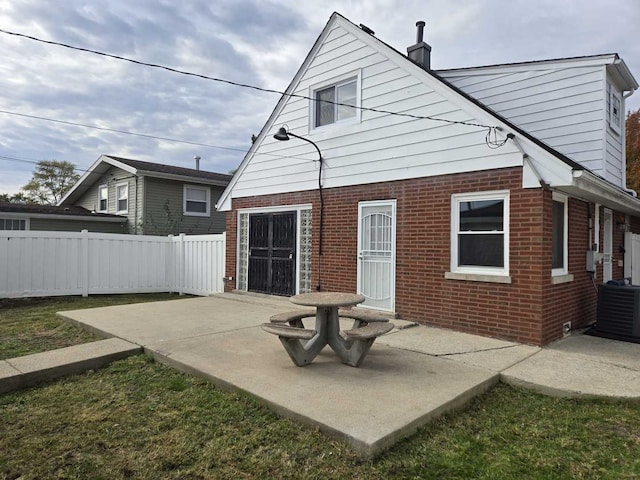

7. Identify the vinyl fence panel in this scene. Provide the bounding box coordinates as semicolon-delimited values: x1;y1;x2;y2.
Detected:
0;230;225;298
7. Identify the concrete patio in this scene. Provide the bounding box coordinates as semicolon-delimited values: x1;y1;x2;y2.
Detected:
54;292;640;456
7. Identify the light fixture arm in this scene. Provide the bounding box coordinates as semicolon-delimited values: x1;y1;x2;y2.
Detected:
273;126;325;290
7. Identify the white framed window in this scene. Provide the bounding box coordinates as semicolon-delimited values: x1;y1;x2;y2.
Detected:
116;182;128;214
0;218;27;230
310;72;361;130
451;190;510;276
98;185;108;212
607;81;621;135
552;192;568;276
183;185;210;216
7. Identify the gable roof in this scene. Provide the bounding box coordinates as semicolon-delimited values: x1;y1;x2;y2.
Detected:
0;202;126;222
60;155;232;206
217;12;640;214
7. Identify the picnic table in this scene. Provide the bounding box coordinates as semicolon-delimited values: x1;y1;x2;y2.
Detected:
261;292;394;367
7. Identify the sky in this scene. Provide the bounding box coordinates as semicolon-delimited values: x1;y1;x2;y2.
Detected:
1;0;639;196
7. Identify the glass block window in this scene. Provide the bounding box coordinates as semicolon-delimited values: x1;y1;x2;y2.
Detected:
299;209;312;293
552;193;568;276
237;212;249;291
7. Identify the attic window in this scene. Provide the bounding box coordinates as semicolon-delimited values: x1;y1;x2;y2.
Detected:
313;77;358;128
607;82;621;135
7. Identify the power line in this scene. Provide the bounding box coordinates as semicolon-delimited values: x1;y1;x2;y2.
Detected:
0;27;500;131
0;109;325;164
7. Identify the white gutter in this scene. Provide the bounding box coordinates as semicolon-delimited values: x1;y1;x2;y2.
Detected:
571;169;640;214
0;212;126;222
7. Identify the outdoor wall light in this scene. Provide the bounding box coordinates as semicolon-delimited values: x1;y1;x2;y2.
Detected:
273;126;325;290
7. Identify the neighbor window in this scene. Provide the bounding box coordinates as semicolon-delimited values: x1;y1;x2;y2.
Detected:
0;218;27;230
451;191;509;275
607;81;621;134
552;193;568;276
98;185;108;212
116;183;128;214
183;185;210;216
314;77;358;128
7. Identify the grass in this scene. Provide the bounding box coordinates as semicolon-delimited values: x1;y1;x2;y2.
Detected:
1;356;640;479
0;293;184;360
1;295;640;478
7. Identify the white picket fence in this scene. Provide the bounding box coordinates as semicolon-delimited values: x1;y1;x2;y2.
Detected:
0;230;225;298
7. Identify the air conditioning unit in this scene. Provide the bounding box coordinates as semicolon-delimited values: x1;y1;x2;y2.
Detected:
591;284;640;343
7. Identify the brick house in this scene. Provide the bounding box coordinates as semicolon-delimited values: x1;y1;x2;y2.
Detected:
217;12;640;345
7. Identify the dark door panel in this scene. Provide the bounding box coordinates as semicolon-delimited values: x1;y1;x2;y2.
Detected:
248;212;296;296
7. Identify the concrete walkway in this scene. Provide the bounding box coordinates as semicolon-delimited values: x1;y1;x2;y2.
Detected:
4;292;640;456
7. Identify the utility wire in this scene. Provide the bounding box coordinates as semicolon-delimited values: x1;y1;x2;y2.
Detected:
0;27;501;132
0;109;326;164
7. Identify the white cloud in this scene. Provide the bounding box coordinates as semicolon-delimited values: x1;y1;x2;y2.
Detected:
0;0;639;194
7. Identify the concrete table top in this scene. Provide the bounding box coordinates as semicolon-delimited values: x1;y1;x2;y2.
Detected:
290;292;365;308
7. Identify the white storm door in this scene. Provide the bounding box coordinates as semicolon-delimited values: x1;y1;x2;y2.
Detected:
603;208;613;282
357;200;396;311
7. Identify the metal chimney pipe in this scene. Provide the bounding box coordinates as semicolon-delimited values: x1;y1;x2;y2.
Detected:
194;155;201;171
416;21;425;43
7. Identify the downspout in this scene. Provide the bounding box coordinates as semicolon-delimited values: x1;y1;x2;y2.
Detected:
134;174;139;234
622;89;637;197
507;133;549;188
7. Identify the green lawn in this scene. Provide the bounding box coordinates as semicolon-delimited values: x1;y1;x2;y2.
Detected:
1;294;640;479
1;356;639;479
0;293;183;360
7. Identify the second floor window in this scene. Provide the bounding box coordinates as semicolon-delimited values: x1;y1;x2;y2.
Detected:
314;78;357;128
116;183;128;213
98;185;108;212
184;185;210;216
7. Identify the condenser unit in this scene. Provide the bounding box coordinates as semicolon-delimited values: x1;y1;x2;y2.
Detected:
591;284;640;343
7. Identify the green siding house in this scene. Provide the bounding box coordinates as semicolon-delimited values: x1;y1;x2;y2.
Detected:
57;155;232;235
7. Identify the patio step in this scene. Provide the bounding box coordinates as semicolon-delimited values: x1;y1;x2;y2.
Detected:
0;338;141;394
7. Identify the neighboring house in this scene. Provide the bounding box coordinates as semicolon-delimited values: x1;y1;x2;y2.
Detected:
0;203;126;232
59;155;232;235
217;12;640;346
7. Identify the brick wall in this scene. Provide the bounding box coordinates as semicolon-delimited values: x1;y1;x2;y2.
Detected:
225;167;619;345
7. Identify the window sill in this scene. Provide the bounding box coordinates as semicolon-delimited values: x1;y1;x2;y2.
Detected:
551;273;574;285
444;272;512;284
184;212;210;217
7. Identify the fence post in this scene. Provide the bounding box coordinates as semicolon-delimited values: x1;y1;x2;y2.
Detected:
81;229;89;297
179;233;185;296
167;234;174;293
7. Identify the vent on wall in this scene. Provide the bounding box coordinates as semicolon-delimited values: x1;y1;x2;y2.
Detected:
590;284;640;343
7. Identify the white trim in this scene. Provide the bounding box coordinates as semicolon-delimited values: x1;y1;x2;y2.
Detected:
115;182;129;215
356;199;397;312
237;204;313;215
603;208;613;283
308;70;362;134
183;184;211;217
450;190;510;277
551;192;569;277
98;184;108;213
0;211;124;222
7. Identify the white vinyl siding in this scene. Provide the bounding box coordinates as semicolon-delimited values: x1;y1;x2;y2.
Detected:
230;21;522;202
183;185;210;217
440;64;626;188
